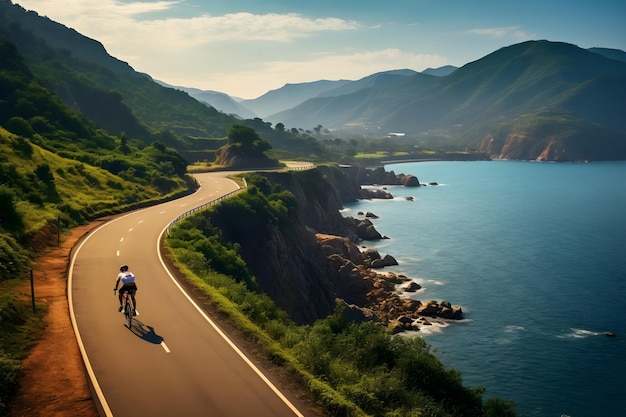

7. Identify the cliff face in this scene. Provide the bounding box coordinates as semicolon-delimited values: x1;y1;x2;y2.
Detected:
240;167;367;324
210;165;462;327
214;144;281;169
479;127;626;161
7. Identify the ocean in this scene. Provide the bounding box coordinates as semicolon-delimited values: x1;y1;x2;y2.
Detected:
342;160;626;417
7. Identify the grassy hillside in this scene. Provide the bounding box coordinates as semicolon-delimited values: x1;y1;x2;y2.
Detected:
0;34;195;412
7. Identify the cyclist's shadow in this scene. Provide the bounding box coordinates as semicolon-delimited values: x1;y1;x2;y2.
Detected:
127;317;164;345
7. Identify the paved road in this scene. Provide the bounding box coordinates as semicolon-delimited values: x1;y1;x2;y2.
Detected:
69;172;305;417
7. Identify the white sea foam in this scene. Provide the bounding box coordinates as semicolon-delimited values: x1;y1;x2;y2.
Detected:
497;325;527;344
557;328;603;339
398;320;450;337
418;321;449;335
425;279;446;286
399;256;423;263
505;325;527;333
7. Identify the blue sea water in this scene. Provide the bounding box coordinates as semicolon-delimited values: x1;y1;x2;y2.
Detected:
342;161;626;417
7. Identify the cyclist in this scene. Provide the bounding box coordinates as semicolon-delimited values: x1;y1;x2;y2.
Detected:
114;264;137;315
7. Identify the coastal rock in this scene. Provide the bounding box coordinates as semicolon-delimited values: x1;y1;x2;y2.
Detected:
381;254;398;267
360;188;393;199
399;174;420;187
404;282;422;292
355;219;383;240
416;300;463;320
417;300;440;316
340;300;380;323
382;272;410;285
317;234;365;263
362;248;384;266
344;166;422;188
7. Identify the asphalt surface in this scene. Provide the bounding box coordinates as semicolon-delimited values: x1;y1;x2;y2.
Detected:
69;172;306;417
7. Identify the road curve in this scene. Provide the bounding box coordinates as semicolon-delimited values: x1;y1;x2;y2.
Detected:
69;172;306;417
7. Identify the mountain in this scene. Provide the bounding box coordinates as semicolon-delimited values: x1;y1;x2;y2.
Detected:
588;47;626;63
0;1;240;149
154;80;258;119
239;69;420;119
422;65;458;77
268;40;626;161
240;79;352;119
0;34;192;254
2;1;624;162
0;1;325;161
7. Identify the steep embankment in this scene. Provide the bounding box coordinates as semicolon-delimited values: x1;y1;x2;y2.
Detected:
212;166;462;328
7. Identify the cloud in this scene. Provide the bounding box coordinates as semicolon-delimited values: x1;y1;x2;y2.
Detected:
18;1;358;46
19;0;179;19
16;0;447;98
467;26;531;40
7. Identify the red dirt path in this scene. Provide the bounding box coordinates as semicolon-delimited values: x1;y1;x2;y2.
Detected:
8;222;102;417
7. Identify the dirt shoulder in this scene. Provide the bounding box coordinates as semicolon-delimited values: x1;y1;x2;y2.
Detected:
8;221;102;417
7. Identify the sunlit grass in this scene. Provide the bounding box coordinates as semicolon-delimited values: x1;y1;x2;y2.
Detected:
354;151;389;158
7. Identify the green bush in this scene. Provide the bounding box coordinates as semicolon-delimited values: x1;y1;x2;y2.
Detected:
0;234;30;279
0;352;21;414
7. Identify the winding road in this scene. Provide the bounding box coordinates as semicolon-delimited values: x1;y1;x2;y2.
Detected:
69;171;308;417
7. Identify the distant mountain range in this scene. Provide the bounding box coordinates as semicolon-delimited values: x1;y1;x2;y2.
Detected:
154;80;257;119
2;0;625;161
180;68;458;120
219;41;625;161
180;44;626;160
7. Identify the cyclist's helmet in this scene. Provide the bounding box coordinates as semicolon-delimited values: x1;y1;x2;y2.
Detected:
120;265;129;272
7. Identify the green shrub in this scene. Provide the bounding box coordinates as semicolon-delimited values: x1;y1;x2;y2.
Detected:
0;234;30;279
0;186;23;234
0;352;21;414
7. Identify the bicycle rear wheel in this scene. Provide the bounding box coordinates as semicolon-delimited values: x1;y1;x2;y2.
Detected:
124;296;133;328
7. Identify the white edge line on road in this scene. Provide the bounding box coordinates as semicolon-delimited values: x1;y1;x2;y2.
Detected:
69;215;136;417
157;225;305;417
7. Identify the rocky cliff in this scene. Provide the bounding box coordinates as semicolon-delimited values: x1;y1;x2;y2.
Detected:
215;165;462;328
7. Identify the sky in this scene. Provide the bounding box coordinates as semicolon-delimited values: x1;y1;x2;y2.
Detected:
15;0;626;99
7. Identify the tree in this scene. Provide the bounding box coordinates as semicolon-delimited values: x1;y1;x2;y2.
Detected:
6;117;33;137
227;125;272;154
35;163;54;185
227;125;259;148
274;122;285;132
0;185;22;232
119;132;130;154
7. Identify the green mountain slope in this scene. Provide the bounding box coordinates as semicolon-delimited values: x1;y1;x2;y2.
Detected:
271;41;626;161
0;35;193;275
0;1;238;147
1;1;325;161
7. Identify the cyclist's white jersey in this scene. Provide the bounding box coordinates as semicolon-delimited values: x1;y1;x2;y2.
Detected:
118;271;136;285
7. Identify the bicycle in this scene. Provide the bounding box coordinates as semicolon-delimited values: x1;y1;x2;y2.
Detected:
116;289;136;328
